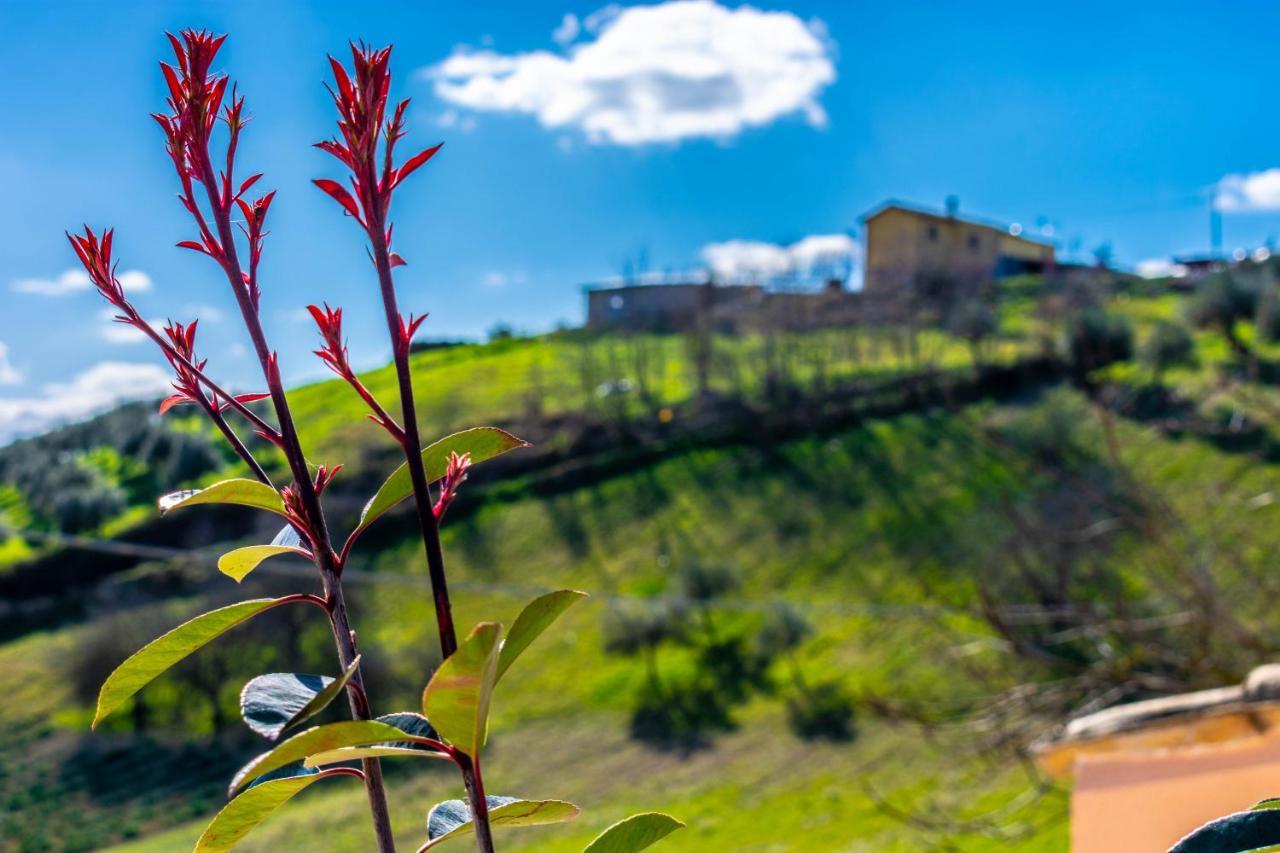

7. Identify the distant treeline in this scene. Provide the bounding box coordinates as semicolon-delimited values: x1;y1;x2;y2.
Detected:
0;402;227;533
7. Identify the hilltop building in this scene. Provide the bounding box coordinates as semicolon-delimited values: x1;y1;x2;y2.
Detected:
585;279;763;333
861;199;1055;297
584;276;859;334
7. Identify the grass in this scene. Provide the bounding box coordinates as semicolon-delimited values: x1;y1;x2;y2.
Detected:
3;397;1079;852
18;374;1273;850
285;327;1038;462
11;277;1280;850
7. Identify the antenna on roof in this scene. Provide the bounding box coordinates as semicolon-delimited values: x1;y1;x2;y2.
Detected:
945;195;959;218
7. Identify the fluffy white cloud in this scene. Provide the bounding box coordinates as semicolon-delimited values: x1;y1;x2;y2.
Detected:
427;0;836;145
700;233;858;282
0;361;171;444
11;267;152;296
0;342;22;386
552;13;581;46
1135;258;1189;279
1218;169;1280;212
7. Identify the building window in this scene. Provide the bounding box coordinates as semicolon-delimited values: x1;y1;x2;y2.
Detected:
968;234;980;252
927;225;939;242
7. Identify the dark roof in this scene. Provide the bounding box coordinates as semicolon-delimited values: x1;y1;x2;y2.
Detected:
860;200;1054;248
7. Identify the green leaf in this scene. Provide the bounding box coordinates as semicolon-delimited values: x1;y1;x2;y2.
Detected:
419;796;579;851
375;711;439;748
229;720;412;794
195;769;345;852
304;745;452;768
239;655;361;740
1170;806;1280;852
356;428;528;534
304;711;448;767
159;478;286;516
497;590;587;683
93;598;285;729
422;622;502;759
218;544;307;582
582;813;686;853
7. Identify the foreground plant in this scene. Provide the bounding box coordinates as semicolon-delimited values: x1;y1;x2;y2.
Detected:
1169;799;1280;852
75;30;682;853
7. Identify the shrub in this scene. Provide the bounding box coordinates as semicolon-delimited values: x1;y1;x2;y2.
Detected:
1066;309;1133;378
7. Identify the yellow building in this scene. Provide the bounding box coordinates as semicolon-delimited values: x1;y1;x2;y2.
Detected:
861;200;1054;297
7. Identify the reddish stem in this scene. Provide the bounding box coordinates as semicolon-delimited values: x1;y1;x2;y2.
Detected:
186;144;398;853
365;202;458;659
318;766;367;783
123;306;280;442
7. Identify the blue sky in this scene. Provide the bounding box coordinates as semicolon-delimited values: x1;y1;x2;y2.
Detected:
4;0;1280;439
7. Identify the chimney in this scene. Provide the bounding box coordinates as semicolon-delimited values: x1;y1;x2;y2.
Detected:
945;195;959;218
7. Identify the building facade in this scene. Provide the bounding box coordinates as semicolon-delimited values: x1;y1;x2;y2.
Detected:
585;281;764;332
861;201;1055;297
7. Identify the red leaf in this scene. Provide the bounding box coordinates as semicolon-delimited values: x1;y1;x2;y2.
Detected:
176;240;209;255
237;173;263;198
312;178;363;223
395;143;443;187
328;55;353;105
389;252;407;268
233;392;271;405
314;140;353;168
159;62;184;104
159;394;190;415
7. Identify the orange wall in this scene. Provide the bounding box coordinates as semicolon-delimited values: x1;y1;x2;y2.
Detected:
1071;732;1280;851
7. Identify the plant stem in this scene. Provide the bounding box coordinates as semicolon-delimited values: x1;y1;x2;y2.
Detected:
204;404;273;486
192;154;397;853
459;756;495;853
363;199;496;849
127;308;280;441
366;218;458;658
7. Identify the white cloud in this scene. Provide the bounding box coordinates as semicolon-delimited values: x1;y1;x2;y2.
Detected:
552;13;581;46
0;361;171;444
117;270;153;292
436;109;478;132
180;304;226;323
279;307;314;324
1218;169;1280;212
0;342;22;386
97;309;164;345
11;267;152;296
426;0;837;146
481;270;528;288
787;234;860;270
700;233;858;282
12;269;92;296
1135;258;1189;279
702;240;792;279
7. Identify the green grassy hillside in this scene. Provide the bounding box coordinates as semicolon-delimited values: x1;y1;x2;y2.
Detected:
10;270;1280;851
5;401;1076;851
